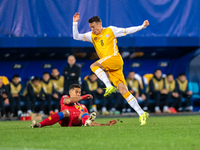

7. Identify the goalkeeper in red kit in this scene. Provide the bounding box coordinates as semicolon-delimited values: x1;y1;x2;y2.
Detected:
31;84;117;128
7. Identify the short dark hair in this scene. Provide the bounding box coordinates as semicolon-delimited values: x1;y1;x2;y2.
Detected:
32;76;40;82
88;16;102;23
69;84;81;91
154;69;161;73
90;72;95;75
167;73;173;77
129;71;135;73
179;73;186;77
43;72;49;75
12;74;19;79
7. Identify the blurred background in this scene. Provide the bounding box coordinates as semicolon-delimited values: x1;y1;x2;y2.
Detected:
0;0;200;117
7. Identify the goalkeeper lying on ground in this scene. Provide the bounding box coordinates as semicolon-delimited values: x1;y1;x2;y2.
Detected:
31;84;117;128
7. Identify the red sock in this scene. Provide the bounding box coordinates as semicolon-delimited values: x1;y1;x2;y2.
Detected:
39;113;63;127
81;114;89;125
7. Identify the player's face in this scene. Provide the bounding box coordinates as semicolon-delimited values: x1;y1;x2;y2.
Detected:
179;75;186;82
12;77;20;84
89;22;102;35
167;75;173;82
33;80;40;87
155;70;162;79
128;72;135;80
43;74;50;82
51;69;59;77
68;56;76;66
89;74;97;82
69;88;81;97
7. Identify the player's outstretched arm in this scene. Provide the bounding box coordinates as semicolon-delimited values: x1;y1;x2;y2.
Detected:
73;13;80;22
63;94;93;104
72;13;92;42
91;120;117;126
110;20;149;38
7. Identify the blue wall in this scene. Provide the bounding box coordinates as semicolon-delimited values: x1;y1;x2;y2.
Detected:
0;0;199;47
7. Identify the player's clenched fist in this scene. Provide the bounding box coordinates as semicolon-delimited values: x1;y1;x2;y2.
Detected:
81;94;93;100
73;13;80;22
143;20;149;27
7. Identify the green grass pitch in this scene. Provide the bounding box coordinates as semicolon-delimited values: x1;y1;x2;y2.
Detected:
0;115;199;150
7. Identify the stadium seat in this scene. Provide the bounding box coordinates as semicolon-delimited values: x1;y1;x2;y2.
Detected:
0;76;9;85
189;82;200;99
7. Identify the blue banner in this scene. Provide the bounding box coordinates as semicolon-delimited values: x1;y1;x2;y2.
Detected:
0;0;199;47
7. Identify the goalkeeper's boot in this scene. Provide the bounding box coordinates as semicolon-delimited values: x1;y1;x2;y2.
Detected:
31;120;40;128
104;86;117;97
84;112;96;126
139;112;149;125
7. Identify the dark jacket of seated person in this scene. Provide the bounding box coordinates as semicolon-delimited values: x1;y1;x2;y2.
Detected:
41;72;55;114
82;73;104;112
8;74;22;116
50;68;64;112
23;77;45;113
50;68;64;95
145;69;170;113
176;73;193;111
164;74;181;110
0;78;9;116
126;71;146;101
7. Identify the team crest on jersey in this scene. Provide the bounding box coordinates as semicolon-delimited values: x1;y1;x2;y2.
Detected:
105;34;109;38
94;37;97;40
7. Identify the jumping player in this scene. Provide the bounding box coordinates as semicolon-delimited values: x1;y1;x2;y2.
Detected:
31;84;117;128
73;13;149;125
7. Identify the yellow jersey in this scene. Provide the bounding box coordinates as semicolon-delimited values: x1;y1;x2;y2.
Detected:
91;27;119;59
73;22;145;59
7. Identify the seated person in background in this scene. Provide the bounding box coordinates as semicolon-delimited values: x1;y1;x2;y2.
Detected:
0;78;9;118
50;68;64;113
145;69;171;113
164;74;180;113
105;72;121;115
8;74;22;117
125;71;146;112
176;73;193;112
23;77;45;114
82;72;108;115
41;72;56;115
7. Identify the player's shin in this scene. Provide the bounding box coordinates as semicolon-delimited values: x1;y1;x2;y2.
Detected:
91;66;112;88
39;112;64;127
123;91;144;116
81;113;89;125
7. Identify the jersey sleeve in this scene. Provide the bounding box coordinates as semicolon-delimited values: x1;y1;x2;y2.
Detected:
60;95;69;105
109;25;145;37
73;22;92;43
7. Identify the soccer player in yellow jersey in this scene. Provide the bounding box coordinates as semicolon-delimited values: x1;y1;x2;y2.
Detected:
73;13;149;125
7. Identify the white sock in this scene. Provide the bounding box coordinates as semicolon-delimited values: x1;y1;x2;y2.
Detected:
94;68;112;87
126;94;144;116
111;108;116;111
102;107;107;112
163;106;168;111
55;109;59;112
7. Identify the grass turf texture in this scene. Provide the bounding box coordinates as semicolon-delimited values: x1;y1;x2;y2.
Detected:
0;115;199;150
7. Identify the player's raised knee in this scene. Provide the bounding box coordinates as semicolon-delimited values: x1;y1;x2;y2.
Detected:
62;109;70;118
